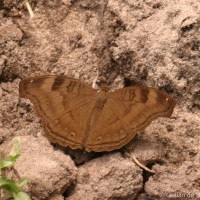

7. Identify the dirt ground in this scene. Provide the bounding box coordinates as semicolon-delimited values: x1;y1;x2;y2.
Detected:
0;0;199;200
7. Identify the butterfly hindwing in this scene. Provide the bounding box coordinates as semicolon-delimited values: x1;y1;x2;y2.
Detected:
85;86;175;152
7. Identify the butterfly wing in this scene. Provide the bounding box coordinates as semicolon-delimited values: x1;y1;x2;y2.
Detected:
85;86;176;152
19;75;97;149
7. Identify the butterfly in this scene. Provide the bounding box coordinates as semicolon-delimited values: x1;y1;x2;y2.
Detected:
19;75;176;152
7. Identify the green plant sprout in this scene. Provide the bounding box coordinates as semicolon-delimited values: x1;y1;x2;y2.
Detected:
0;138;31;200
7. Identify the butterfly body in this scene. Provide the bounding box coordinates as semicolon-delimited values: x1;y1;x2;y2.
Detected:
83;90;108;147
19;75;176;152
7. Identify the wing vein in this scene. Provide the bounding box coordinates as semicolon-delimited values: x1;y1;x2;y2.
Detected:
108;100;130;132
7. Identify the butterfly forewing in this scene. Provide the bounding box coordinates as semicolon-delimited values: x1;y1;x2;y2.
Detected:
19;75;97;149
109;86;176;131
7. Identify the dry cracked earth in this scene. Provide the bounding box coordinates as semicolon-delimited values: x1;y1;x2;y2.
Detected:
0;0;199;200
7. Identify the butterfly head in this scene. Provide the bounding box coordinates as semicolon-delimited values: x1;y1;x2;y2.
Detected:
100;84;109;92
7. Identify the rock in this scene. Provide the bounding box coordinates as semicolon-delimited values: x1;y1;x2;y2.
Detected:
145;162;200;200
0;21;23;43
67;153;143;200
61;0;72;5
4;136;77;200
0;55;6;76
126;139;165;165
50;195;65;200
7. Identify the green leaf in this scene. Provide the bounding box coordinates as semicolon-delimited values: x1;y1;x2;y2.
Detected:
10;138;20;158
13;191;31;200
0;138;21;169
0;159;13;169
0;176;19;193
0;155;20;169
0;177;9;186
0;138;30;199
18;178;28;188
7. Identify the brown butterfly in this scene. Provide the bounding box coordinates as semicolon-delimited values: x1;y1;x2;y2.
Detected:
19;75;176;152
